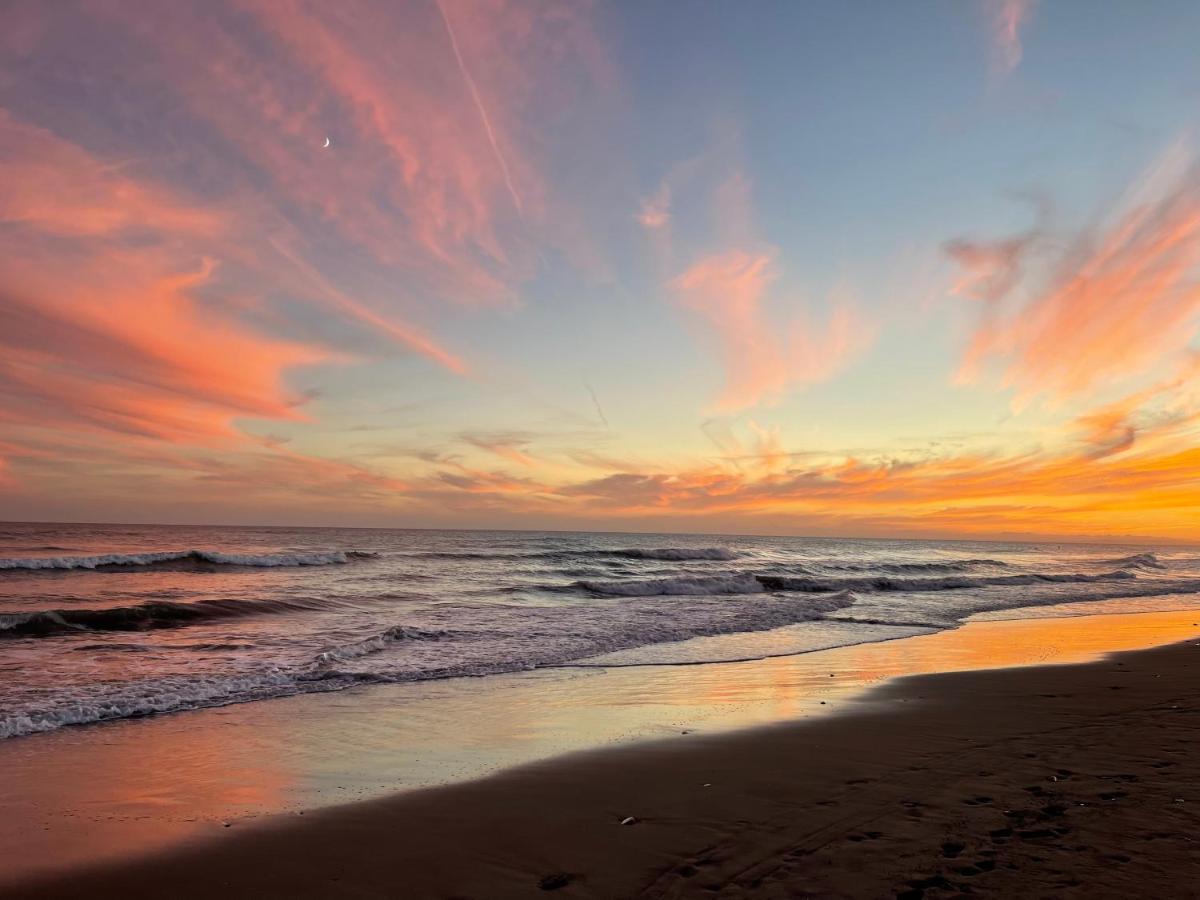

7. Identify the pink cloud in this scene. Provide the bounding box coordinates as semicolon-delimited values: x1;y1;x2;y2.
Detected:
987;0;1036;75
0;114;333;449
0;103;466;503
671;250;873;411
0;110;222;239
636;201;671;230
0;1;621;509
79;0;611;310
0;253;326;445
636;180;674;230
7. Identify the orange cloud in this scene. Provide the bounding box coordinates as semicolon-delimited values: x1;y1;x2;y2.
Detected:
536;434;1200;539
0;109;337;451
461;431;538;467
399;369;1200;538
1074;400;1139;460
953;153;1200;405
1071;355;1200;458
0;254;326;444
671;250;872;411
745;420;787;473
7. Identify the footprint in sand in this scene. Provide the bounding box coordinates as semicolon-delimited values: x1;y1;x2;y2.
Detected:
538;872;576;891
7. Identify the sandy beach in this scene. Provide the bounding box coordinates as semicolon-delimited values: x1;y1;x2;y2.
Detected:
5;619;1198;899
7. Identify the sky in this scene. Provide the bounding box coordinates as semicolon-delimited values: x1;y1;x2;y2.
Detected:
2;0;1200;541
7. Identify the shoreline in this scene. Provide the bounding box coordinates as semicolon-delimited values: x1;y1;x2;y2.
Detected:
4;610;1200;898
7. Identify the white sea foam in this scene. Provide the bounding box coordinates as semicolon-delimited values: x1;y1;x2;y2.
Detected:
313;625;449;665
0;668;332;740
4;523;1200;742
758;570;1137;593
6;566;1200;739
1;591;858;738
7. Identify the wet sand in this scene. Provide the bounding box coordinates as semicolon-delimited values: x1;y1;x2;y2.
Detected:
5;631;1198;898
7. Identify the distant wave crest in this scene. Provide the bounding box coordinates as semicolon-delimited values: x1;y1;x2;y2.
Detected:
410;546;738;562
0;549;378;571
580;572;765;596
1102;552;1165;570
758;570;1136;593
827;558;1009;575
579;569;1137;597
610;547;740;561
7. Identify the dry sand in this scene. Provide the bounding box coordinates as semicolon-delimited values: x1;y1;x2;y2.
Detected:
5;637;1198;899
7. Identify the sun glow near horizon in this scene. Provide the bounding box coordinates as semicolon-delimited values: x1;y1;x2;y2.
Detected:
1;0;1200;541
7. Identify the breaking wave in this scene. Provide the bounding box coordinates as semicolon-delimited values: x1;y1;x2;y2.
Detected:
0;596;330;638
1;591;857;739
6;523;1199;744
314;625;452;665
1102;552;1166;570
756;570;1137;593
0;549;378;571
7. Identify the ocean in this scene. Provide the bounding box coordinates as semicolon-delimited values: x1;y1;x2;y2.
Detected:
2;522;1199;741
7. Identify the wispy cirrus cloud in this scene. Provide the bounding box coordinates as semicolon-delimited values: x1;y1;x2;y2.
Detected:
0;111;221;239
106;0;609;306
6;434;414;513
0;115;328;447
0;0;614;503
1070;354;1200;459
2;0;611;345
460;431;538;467
671;250;872;412
0;109;464;377
950;147;1200;406
0;97;452;503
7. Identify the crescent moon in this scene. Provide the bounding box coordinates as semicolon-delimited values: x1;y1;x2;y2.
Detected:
322;137;331;149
